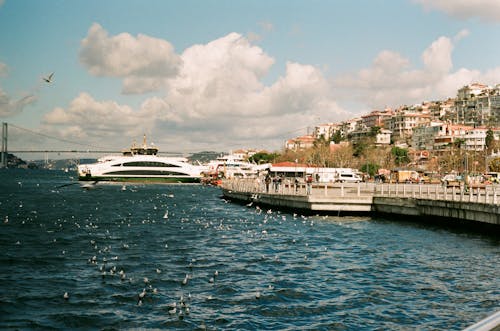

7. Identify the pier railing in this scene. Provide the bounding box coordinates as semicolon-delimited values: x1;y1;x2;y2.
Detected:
221;179;500;205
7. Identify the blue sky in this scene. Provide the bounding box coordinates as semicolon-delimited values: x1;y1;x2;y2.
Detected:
0;0;499;155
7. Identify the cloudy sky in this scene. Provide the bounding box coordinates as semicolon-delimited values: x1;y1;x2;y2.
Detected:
0;0;499;155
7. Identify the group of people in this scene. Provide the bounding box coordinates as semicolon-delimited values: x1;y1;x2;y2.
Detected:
263;173;314;194
264;174;283;193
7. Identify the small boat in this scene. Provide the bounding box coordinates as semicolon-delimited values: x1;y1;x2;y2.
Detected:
77;136;205;183
204;154;270;180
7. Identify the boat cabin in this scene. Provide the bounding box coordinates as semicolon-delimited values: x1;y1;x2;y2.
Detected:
122;135;158;156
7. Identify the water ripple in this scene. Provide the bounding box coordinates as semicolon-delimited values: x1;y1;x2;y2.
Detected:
0;169;498;330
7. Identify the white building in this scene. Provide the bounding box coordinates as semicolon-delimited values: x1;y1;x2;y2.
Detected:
375;129;392;145
313;123;340;141
386;109;431;141
464;128;487;151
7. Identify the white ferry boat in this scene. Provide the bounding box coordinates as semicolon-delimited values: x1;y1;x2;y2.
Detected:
77;136;205;183
205;153;270;179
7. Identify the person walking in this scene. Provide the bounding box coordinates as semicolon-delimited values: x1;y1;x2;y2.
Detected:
306;175;313;195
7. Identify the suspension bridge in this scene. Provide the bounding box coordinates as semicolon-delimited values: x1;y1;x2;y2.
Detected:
0;122;183;168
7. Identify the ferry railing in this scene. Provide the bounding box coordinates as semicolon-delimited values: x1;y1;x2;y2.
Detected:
221;179;500;205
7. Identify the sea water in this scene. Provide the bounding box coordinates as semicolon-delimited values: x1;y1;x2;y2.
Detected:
0;169;498;330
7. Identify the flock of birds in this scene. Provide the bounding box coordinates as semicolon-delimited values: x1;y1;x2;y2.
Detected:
3;179;360;329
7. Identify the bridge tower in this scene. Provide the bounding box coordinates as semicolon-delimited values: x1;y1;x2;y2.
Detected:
1;122;7;168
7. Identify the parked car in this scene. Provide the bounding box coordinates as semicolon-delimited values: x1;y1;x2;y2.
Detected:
485;172;500;184
441;173;461;187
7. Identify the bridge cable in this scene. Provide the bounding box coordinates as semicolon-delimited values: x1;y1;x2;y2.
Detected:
8;123;113;150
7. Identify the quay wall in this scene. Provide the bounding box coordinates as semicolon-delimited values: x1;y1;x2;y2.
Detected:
221;180;500;226
222;188;373;213
222;189;312;210
373;197;500;225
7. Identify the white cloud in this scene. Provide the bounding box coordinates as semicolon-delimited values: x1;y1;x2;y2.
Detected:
334;32;500;109
0;89;37;117
79;23;182;94
453;29;470;42
414;0;500;22
0;62;37;117
0;62;7;77
151;36;347;149
51;31;349;151
42;92;158;139
421;36;453;74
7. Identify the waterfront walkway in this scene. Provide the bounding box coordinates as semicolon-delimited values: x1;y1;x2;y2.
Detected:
220;179;500;225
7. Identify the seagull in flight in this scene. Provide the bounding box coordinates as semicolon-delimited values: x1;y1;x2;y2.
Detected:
43;72;54;83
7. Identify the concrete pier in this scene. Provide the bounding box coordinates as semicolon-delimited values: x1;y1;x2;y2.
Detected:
221;179;500;226
222;188;373;213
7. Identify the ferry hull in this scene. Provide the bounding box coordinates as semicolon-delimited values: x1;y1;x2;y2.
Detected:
78;175;201;183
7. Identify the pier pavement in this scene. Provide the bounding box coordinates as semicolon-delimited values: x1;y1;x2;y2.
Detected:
221;179;500;226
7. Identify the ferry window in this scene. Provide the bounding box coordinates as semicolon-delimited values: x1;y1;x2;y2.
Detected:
105;170;188;176
122;161;180;167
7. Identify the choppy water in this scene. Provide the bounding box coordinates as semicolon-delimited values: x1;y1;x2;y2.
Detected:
0;169;498;330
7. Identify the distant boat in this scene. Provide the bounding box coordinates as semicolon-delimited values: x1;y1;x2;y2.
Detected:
204;153;270;180
77;136;205;183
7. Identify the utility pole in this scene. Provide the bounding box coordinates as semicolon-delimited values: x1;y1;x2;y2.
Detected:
1;122;7;168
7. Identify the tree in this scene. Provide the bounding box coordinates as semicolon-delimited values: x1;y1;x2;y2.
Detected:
391;146;410;167
313;135;329;148
369;126;381;137
331;130;343;144
488;157;500;172
353;138;369;158
248;152;279;164
486;129;494;151
331;143;356;168
305;142;331;167
360;162;379;177
453;138;465;149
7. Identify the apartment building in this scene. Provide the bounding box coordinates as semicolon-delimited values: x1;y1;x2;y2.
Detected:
386;109;431;141
411;121;444;150
455;83;500;126
361;109;393;129
313;123;340;140
375;128;392;145
284;82;500;153
464;128;487;151
433;124;471;151
285;135;315;151
339;117;362;136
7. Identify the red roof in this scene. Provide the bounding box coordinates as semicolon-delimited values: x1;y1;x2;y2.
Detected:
272;161;311;168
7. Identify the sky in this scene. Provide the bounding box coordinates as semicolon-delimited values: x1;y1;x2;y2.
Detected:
0;0;499;156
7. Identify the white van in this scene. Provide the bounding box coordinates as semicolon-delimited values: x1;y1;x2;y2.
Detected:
336;171;362;183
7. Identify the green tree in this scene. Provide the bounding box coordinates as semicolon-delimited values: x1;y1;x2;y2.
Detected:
248;152;279;164
353;138;369;158
391;146;410;167
486;129;494;150
453;138;465;149
313;136;329;148
369;126;381;137
331;130;343;144
360;162;379;177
